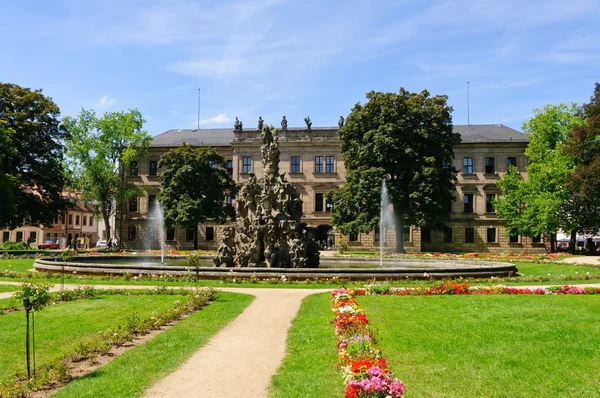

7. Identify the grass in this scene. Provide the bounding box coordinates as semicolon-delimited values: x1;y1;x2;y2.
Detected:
269;292;344;398
0;295;182;378
359;294;600;397
52;291;253;398
0;258;36;273
0;284;19;293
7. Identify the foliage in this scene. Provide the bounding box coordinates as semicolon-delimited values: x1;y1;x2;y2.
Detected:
158;143;237;249
1;241;27;250
62;108;151;243
60;249;74;262
330;88;460;252
0;83;68;229
494;103;584;245
563;83;600;236
13;282;53;378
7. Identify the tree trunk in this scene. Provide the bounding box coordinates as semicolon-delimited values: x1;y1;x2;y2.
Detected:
550;233;556;253
101;208;111;242
570;230;577;254
25;310;30;379
394;210;405;253
587;237;596;255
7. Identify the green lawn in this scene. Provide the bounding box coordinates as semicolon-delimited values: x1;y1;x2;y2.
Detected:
0;284;19;293
269;292;344;398
359;295;600;397
52;292;253;398
0;258;36;273
0;295;183;378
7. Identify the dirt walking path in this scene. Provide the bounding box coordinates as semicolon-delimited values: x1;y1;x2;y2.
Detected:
559;256;600;265
143;287;328;398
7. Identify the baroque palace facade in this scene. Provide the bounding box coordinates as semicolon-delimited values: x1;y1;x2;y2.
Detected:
123;123;549;253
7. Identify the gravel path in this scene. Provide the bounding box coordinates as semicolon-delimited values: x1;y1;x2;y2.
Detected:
559;256;600;265
143;287;328;398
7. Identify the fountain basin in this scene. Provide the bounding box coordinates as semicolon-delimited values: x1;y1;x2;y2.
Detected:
34;256;517;280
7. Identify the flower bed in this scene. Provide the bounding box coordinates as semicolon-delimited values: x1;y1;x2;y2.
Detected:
331;289;405;398
351;282;600;297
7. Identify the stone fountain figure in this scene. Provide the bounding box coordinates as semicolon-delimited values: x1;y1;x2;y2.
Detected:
214;123;319;268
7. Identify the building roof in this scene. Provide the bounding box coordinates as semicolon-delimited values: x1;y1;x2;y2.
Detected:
150;124;527;147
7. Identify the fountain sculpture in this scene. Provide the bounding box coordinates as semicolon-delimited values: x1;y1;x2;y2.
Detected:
214;124;320;268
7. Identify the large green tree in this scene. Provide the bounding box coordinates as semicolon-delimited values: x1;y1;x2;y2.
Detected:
494;103;584;252
563;83;600;250
0;83;68;228
62;109;151;243
158;143;237;250
330;88;460;252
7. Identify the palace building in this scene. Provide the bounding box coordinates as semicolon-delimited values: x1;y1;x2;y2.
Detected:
123;123;548;253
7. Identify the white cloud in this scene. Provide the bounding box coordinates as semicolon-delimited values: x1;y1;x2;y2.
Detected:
96;95;116;109
199;113;232;126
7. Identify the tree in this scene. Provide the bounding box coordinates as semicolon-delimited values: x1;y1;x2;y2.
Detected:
563;83;600;251
494;103;584;252
62;109;151;244
158;143;237;250
0;83;68;228
330;88;460;252
14;282;52;379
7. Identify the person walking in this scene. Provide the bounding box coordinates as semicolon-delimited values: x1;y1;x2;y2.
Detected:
25;237;31;250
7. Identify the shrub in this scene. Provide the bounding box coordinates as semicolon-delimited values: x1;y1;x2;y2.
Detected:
1;241;27;250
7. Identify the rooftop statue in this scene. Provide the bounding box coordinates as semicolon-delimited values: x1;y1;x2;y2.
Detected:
304;116;312;130
281;116;288;130
214;122;319;268
234;117;241;131
257;116;263;131
338;116;345;128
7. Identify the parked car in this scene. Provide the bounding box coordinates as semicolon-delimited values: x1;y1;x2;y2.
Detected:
38;241;59;250
96;240;107;249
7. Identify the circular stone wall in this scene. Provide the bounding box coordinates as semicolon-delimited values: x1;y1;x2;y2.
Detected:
34;256;517;281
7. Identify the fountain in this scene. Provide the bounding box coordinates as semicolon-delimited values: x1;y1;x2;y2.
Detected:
379;180;395;267
148;202;165;264
214;124;319;268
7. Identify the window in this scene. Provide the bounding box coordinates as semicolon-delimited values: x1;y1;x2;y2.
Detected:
2;231;9;242
349;232;358;242
227;160;233;176
532;235;541;244
149;160;158;176
186;228;195;241
29;231;37;243
89;216;93;226
82;216;87;226
75;215;80;225
242;157;252;174
208;160;217;168
486;194;495;213
402;226;410;242
314;156;324;173
206;227;214;241
509;230;519;243
487;228;497;243
315;193;324;212
166;228;175;241
507;157;517;169
127;226;136;240
421;228;431;243
325;197;333;212
68;214;73;225
53;233;58;240
374;227;380;242
54;214;59;224
463;157;473;174
46;232;51;240
16;231;23;242
130;161;138;176
129;197;138;212
291;156;301;173
485;157;495;174
61;214;65;224
465;227;475;243
443;227;453;243
463;194;474;213
326;156;335;173
148;195;157;214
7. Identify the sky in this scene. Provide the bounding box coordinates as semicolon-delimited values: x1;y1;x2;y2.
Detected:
2;0;599;136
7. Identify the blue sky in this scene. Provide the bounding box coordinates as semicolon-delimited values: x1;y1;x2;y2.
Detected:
2;0;599;136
